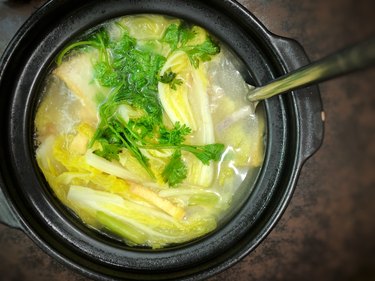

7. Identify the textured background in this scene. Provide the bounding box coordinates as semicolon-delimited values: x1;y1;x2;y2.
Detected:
0;0;374;280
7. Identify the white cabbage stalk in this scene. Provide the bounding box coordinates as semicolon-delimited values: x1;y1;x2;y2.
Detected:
158;51;197;130
186;64;216;187
67;185;216;248
158;52;216;187
85;151;147;184
85;151;168;190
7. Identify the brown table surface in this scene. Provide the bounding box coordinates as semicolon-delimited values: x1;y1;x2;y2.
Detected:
0;0;374;280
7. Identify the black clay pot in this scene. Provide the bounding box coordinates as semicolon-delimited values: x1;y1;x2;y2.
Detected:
0;0;324;280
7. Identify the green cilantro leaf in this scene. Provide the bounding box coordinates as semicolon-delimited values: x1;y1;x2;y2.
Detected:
94;62;120;87
160;70;177;83
162;23;195;50
182;37;220;68
161;22;220;68
162;150;188;186
93;139;122;161
159;122;192;145
183;143;225;165
162;24;180;50
160;70;183;90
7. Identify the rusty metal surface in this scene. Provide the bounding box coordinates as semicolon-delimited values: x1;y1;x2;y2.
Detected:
0;0;374;280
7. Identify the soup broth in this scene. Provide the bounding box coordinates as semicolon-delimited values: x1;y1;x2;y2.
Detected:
34;14;265;248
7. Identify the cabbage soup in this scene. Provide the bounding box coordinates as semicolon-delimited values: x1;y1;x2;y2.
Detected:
34;14;265;248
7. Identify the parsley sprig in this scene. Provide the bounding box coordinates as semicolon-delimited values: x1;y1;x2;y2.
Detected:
159;69;183;90
161;23;220;68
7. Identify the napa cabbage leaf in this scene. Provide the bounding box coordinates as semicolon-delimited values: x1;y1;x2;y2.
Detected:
67;185;217;248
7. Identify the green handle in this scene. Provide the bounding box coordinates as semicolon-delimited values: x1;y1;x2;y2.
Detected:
247;38;375;102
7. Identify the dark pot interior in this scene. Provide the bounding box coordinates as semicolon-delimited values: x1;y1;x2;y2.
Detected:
0;0;324;280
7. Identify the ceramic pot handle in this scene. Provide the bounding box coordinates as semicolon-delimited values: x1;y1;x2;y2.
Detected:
267;34;325;162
